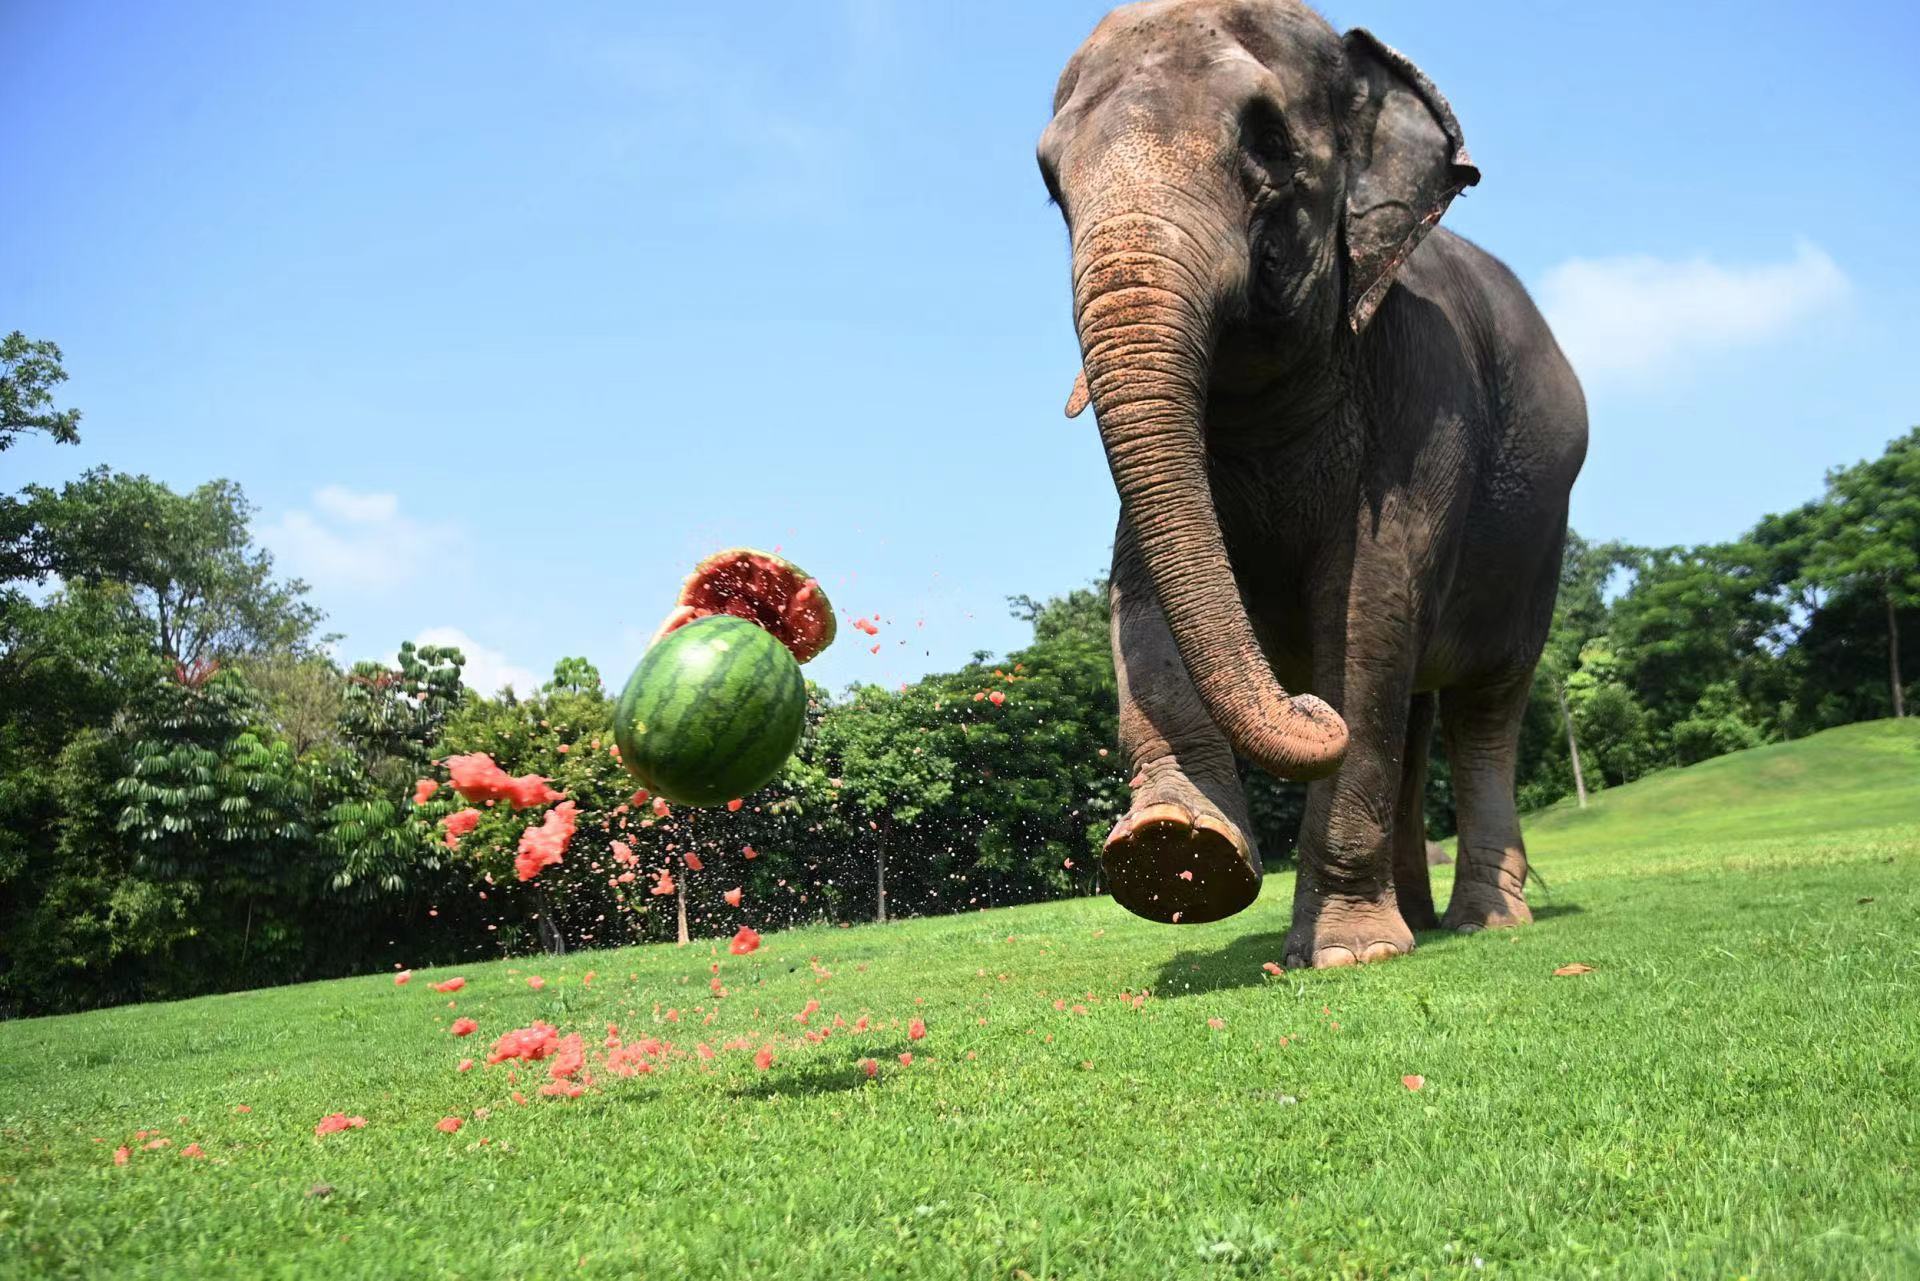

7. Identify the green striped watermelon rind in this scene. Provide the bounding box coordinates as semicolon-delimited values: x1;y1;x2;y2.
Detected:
614;614;808;807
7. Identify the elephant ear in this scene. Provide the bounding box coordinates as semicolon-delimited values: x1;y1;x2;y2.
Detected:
1341;29;1480;332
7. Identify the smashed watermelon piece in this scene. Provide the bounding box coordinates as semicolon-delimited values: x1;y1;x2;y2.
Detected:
515;802;577;882
487;1021;562;1065
651;548;836;664
445;753;564;810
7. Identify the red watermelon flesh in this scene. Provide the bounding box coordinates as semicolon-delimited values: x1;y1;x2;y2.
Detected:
652;548;835;664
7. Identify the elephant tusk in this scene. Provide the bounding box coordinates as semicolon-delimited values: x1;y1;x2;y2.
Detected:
1064;369;1090;419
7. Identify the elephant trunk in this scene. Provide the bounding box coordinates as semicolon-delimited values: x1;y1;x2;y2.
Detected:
1072;201;1348;780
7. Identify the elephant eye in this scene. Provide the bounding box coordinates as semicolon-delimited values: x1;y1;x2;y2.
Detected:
1241;100;1295;172
1037;155;1068;215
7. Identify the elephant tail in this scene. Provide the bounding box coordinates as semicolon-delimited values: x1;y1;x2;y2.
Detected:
1524;860;1552;900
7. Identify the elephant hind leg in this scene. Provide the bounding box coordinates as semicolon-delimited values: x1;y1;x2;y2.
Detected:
1440;677;1534;932
1391;692;1439;931
1104;526;1260;925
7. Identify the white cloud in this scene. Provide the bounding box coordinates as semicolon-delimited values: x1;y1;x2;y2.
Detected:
412;626;542;699
1537;240;1849;385
312;486;398;525
259;486;458;594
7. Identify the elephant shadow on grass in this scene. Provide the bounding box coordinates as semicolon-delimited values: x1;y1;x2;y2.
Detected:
1149;903;1585;997
1410;902;1585;960
728;1051;907;1102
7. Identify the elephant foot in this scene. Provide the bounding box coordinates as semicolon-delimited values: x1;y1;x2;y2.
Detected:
1442;855;1532;933
1103;799;1259;926
1284;886;1414;969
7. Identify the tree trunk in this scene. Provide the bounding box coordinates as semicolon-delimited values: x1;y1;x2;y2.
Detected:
1889;582;1906;719
876;812;890;924
536;912;566;956
156;589;174;662
1557;682;1588;808
675;871;690;946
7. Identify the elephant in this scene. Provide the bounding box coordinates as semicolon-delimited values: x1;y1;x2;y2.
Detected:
1037;0;1587;967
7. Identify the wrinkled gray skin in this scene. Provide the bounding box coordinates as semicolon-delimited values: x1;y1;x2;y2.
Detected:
1038;0;1587;966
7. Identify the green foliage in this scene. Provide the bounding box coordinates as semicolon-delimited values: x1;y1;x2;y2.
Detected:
420;667;670;953
781;586;1128;918
1667;679;1766;765
546;655;603;695
308;750;433;901
340;640;467;776
9;468;324;660
112;665;308;879
1492;431;1918;824
1604;542;1781;727
0;330;82;451
1762;427;1920;721
1796;428;1920;612
0;458;445;1011
236;651;346;755
0;729;203;1014
1563;641;1659;787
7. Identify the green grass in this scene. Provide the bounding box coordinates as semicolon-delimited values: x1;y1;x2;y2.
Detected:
3;720;1917;1280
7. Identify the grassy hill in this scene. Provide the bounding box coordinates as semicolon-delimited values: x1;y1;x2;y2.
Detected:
1521;716;1920;855
2;721;1916;1279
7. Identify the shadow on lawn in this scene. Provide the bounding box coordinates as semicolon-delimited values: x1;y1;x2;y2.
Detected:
1411;901;1585;956
1150;904;1586;995
1152;932;1290;999
728;1052;904;1101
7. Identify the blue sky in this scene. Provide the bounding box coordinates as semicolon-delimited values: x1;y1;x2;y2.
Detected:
6;0;1918;697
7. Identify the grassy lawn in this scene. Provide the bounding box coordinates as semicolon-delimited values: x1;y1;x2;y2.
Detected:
2;720;1916;1279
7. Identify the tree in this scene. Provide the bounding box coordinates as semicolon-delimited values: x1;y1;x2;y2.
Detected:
0;331;82;451
1563;640;1659;787
110;662;314;983
1793;428;1920;718
1668;679;1766;765
15;469;324;662
0;728;203;1015
799;681;961;922
1537;532;1634;808
422;663;650;954
0;582;160;998
1605;542;1780;737
339;641;467;782
239;651;345;756
547;656;603;696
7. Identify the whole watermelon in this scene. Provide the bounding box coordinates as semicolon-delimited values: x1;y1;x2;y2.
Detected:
614;614;807;807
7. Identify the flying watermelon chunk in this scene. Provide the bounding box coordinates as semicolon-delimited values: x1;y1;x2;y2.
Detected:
651;548;835;665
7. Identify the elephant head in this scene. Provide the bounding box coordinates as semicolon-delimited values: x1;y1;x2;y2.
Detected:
1038;0;1476;781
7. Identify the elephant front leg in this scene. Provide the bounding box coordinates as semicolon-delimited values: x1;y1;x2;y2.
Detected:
1103;530;1260;925
1285;568;1419;967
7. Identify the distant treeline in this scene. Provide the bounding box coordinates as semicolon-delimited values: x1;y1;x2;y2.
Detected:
2;331;1913;1016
